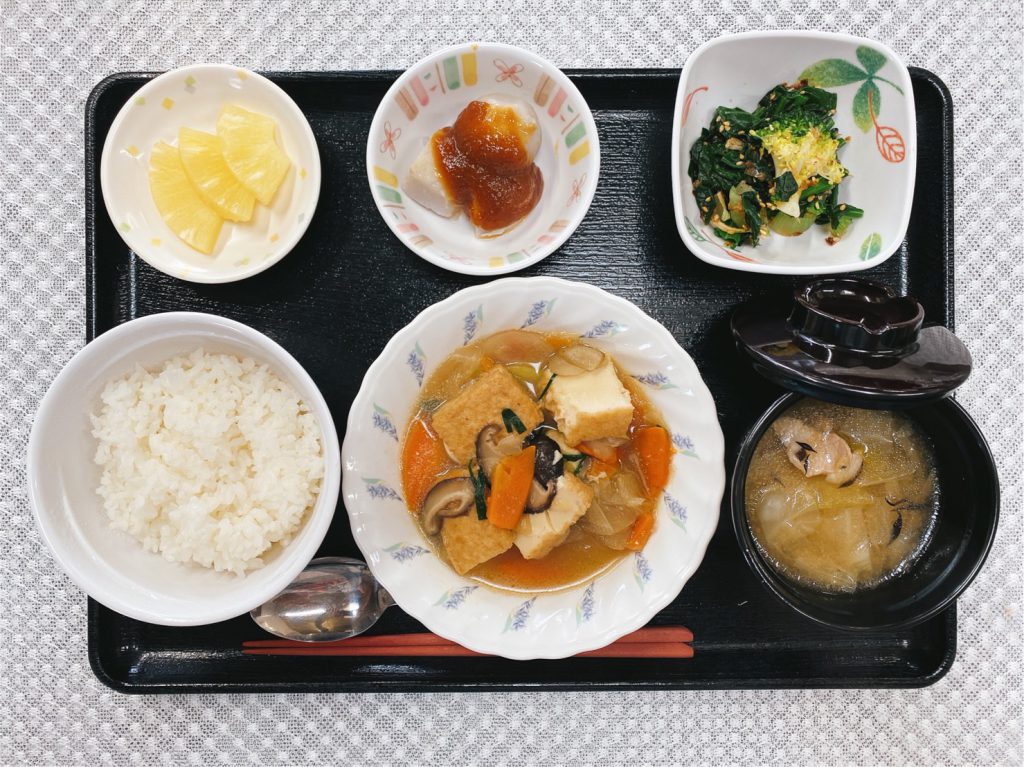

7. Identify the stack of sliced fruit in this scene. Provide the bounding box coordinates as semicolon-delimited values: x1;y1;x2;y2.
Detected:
148;105;291;254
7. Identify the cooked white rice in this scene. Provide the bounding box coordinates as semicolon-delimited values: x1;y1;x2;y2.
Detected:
91;349;324;575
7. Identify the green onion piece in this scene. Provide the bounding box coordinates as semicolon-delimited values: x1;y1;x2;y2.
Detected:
573;458;588;475
501;407;527;434
467;461;488;520
536;373;558;400
560;452;587;462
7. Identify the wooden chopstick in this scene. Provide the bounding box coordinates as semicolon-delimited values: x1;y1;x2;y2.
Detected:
242;638;692;659
242;626;694;658
242;641;692;658
242;625;693;650
571;642;693;659
244;644;490;657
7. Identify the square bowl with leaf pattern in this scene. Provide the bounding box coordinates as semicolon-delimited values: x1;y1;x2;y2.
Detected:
671;31;916;274
341;277;725;660
366;43;600;276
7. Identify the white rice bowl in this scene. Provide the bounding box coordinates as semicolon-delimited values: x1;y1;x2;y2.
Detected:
28;312;340;627
91;349;324;575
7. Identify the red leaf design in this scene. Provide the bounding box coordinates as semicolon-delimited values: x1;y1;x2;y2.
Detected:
875;125;906;163
681;86;708;127
723;247;758;263
867;86;906;163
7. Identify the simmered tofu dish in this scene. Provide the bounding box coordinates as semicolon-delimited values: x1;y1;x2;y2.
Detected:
400;330;673;592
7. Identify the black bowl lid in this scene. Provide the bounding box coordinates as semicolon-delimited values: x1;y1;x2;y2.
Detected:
731;277;973;408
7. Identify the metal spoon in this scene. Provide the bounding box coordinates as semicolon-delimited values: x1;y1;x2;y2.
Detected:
250;556;394;642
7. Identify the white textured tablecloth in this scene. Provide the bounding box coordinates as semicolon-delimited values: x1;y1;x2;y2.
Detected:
2;1;1021;765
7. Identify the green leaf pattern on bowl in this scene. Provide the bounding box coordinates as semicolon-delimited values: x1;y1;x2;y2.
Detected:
859;232;883;261
800;46;905;135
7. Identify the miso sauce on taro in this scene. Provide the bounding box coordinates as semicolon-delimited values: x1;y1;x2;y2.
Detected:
745;399;938;593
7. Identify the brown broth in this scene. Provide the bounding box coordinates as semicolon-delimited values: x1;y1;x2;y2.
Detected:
400;330;667;594
472;527;621;593
745;399;938;593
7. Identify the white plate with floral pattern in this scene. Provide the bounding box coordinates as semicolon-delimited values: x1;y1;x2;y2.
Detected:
671;31;916;274
365;43;600;276
100;64;321;283
341;277;724;660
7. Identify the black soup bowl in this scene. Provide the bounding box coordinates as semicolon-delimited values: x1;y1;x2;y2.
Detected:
730;391;1000;632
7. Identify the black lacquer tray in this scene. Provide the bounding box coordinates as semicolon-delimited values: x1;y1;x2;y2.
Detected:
85;68;956;693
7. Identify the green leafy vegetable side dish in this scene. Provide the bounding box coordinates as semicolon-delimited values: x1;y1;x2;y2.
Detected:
688;82;863;249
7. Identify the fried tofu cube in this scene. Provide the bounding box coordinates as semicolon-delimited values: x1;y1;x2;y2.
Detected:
441;514;515;575
431;366;544;463
544;360;634;446
514;473;594;559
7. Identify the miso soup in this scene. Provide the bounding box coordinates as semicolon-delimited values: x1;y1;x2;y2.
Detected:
745;399;938;593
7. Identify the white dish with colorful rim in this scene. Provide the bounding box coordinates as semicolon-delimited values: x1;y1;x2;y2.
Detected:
366;43;600;276
100;64;321;283
342;277;724;660
671;31;916;274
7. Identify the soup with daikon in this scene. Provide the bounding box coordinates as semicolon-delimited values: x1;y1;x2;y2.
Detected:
745;399;938;593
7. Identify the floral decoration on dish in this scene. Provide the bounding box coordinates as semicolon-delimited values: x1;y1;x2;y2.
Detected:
799;46;906;162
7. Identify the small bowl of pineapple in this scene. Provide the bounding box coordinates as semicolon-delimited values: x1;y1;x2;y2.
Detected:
100;64;321;283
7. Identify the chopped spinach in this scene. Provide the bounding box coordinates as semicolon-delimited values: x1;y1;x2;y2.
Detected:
740;191;763;246
688;81;860;248
772;171;799;203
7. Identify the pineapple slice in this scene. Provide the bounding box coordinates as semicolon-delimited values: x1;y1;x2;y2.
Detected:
216;105;292;205
177;127;256;222
148;141;223;255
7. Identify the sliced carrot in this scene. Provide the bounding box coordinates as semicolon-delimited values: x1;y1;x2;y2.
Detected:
584;455;619;478
545;332;578;350
578;441;620;465
486;445;537;530
401;416;453;511
634;425;672;498
625;512;655;551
